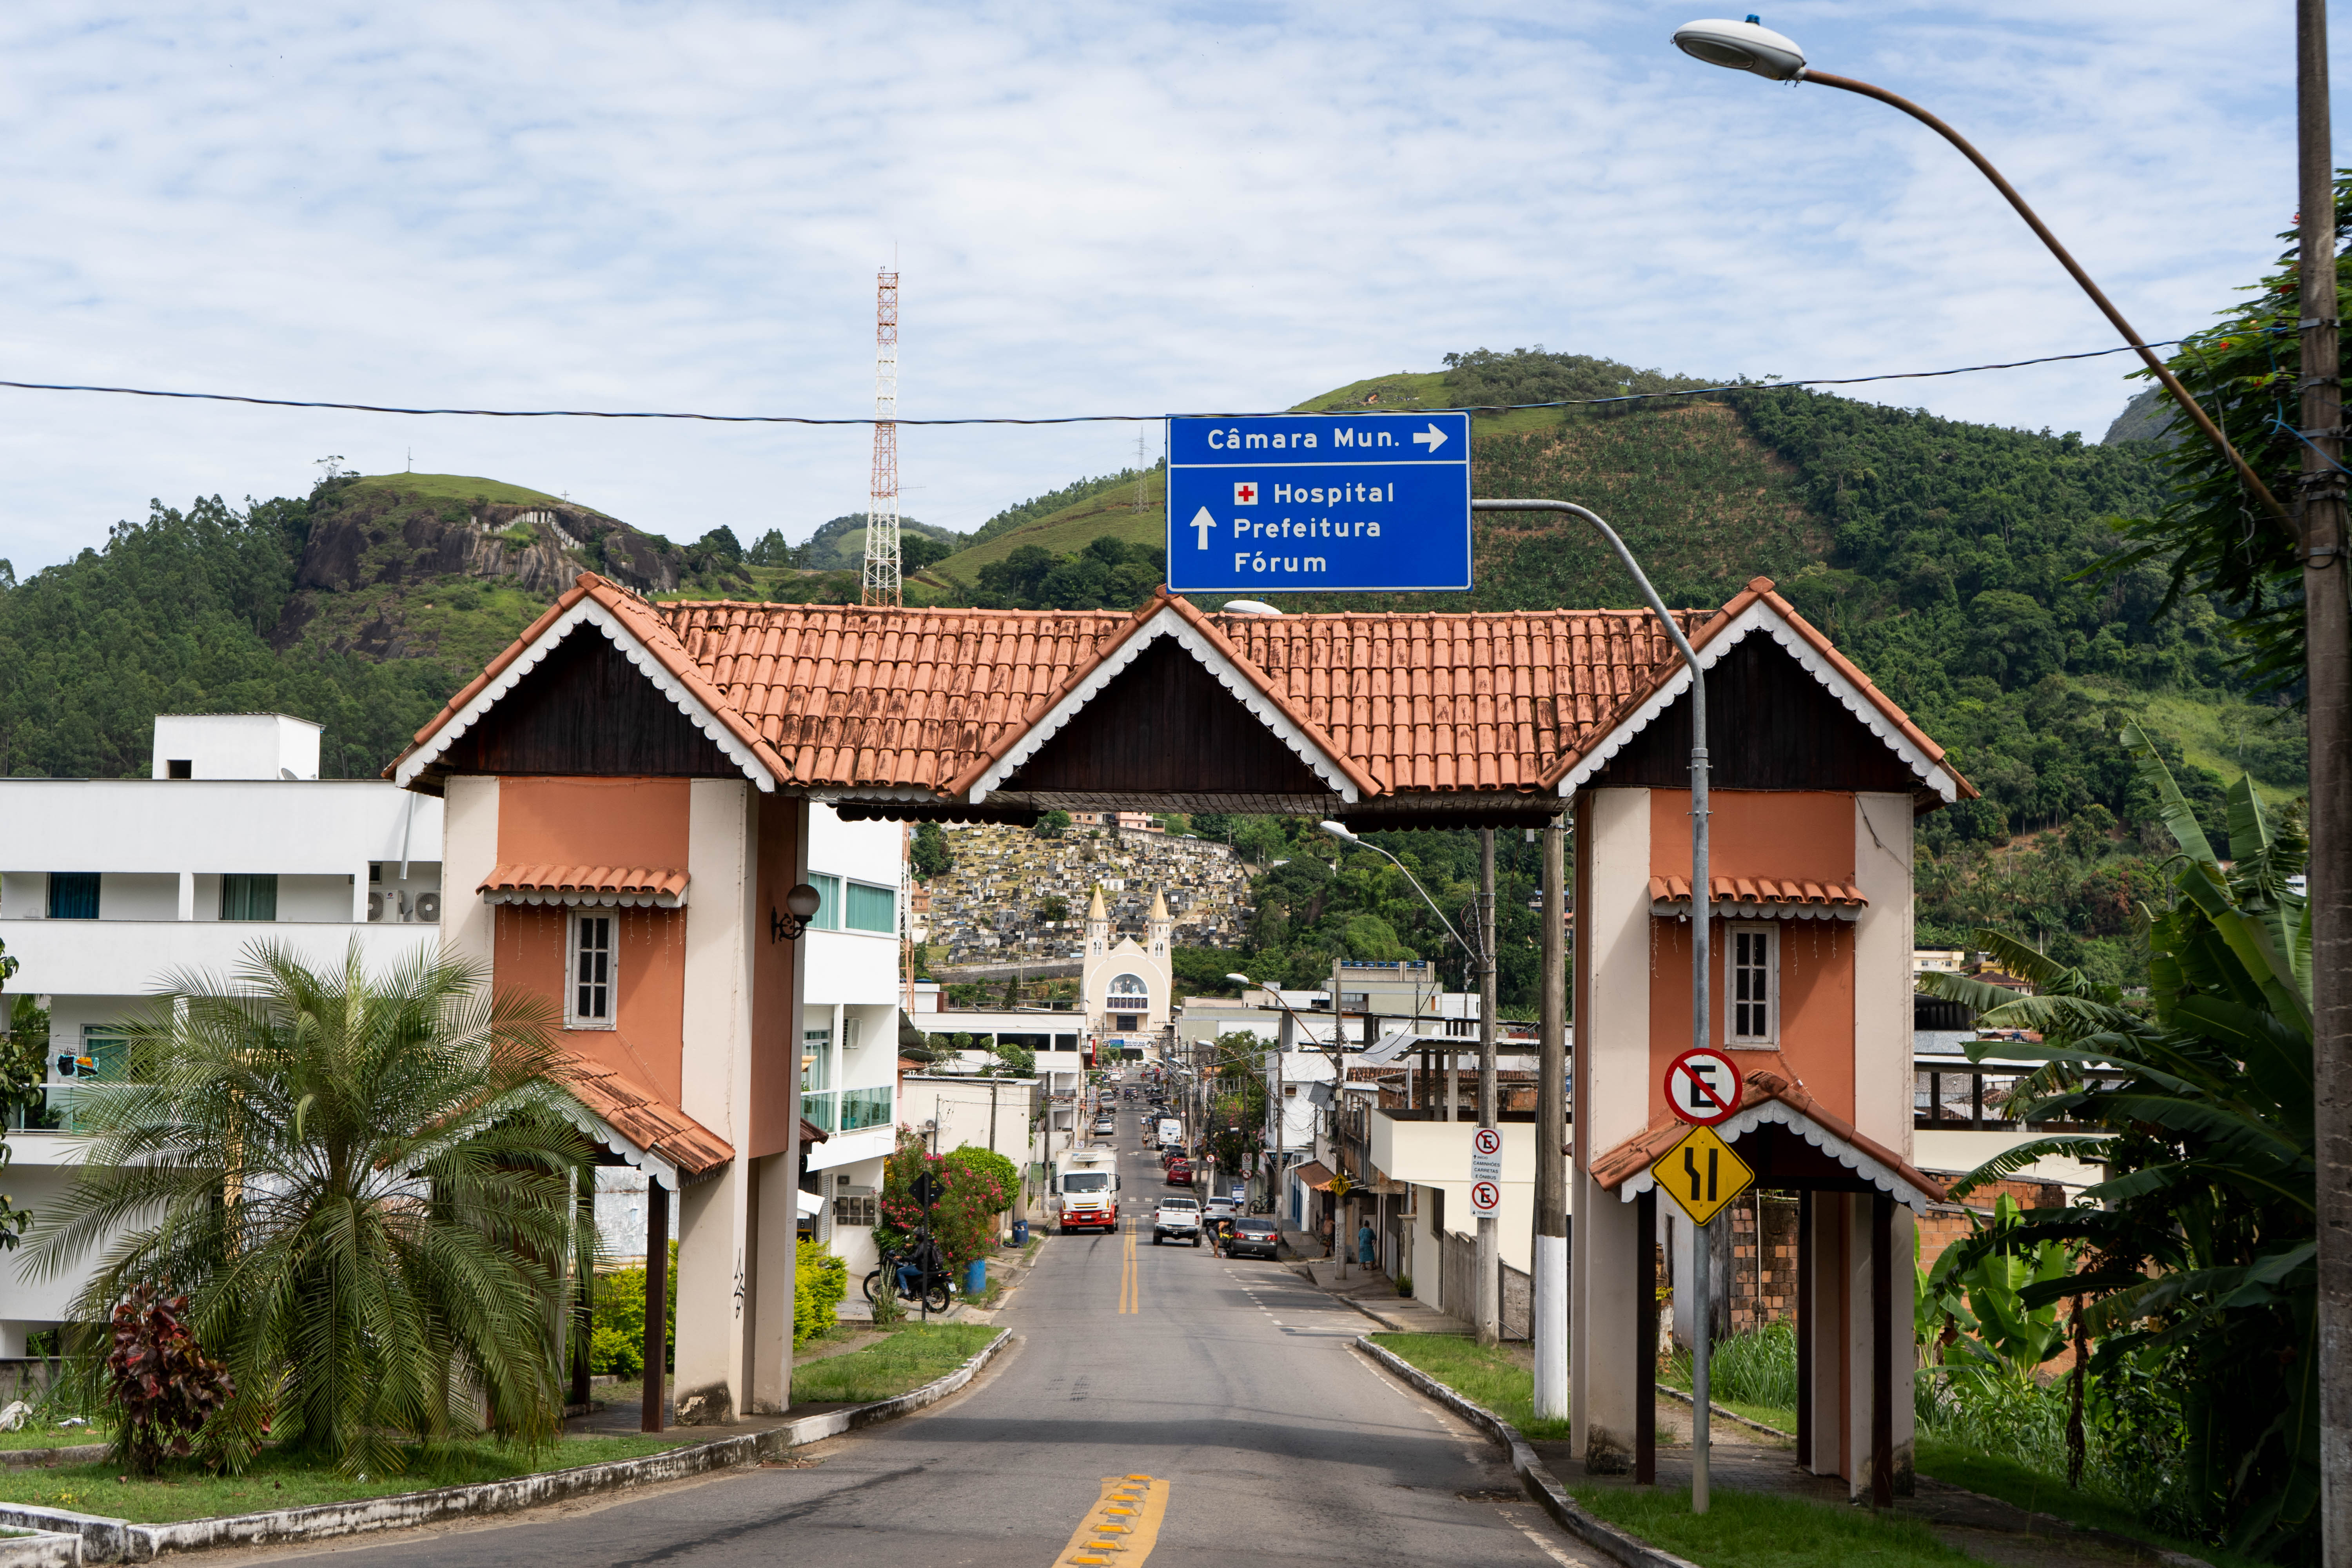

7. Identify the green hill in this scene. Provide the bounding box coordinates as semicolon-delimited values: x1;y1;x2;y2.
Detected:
920;471;1165;593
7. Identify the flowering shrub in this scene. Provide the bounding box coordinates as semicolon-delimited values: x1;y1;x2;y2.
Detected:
875;1133;1018;1268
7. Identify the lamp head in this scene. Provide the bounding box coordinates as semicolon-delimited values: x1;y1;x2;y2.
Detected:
1318;819;1360;844
784;882;823;919
1225;972;1253;987
1672;16;1806;80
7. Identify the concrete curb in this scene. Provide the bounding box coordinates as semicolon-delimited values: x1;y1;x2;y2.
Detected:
0;1527;83;1567
0;1448;106;1472
1654;1386;1795;1441
1354;1336;1703;1568
0;1328;1013;1563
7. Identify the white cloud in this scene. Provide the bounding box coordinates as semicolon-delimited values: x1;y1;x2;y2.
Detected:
0;0;2327;573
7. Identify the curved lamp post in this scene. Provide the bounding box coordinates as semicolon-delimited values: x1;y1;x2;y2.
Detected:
1669;17;2287;530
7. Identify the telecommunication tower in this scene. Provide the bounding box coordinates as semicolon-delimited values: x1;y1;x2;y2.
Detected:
861;269;902;607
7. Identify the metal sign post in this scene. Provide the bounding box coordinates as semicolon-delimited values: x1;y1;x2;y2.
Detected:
1165;412;1471;593
1650;1122;1756;1515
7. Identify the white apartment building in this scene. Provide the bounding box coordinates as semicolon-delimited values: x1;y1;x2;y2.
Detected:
0;715;445;1352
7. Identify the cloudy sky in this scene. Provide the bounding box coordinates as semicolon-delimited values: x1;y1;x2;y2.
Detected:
0;2;2329;572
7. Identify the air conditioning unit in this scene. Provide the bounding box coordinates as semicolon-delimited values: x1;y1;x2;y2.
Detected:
415;891;441;923
367;891;386;922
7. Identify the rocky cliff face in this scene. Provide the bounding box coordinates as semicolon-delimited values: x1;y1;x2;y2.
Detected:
269;483;685;664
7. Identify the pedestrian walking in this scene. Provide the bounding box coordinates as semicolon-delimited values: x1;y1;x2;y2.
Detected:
1319;1212;1335;1258
1357;1219;1377;1270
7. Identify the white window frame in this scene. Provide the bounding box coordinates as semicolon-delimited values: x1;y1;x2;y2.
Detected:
568;909;617;1030
1724;922;1778;1048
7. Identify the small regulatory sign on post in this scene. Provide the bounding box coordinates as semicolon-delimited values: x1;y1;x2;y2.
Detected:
1470;1179;1502;1218
1470;1125;1503;1182
1664;1047;1744;1127
1650;1124;1755;1228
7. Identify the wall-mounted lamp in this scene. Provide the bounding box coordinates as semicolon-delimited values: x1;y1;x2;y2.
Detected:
769;882;824;942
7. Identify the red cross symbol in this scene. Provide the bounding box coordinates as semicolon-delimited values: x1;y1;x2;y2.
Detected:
1233;482;1257;505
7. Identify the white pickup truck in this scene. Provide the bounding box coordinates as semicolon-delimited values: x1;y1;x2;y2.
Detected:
1153;1196;1202;1247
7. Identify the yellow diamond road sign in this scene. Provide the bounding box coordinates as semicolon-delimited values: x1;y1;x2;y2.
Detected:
1650;1123;1755;1227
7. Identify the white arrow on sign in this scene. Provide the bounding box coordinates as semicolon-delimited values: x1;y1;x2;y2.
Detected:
1189;506;1217;550
1412;424;1448;453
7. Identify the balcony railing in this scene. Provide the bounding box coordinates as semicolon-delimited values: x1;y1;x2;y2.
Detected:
804;1085;893;1137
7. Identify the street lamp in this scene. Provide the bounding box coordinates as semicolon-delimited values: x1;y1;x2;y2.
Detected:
1675;17;2351;1528
1668;16;2283;526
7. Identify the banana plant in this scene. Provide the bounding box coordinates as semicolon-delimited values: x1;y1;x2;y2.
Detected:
1920;1194;2074;1392
1918;726;2315;1559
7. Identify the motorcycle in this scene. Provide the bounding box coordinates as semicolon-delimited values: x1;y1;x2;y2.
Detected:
862;1243;953;1314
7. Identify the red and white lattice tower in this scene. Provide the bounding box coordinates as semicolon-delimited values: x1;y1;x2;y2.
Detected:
861;269;902;608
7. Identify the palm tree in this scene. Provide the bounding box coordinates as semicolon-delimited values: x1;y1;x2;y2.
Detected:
1921;724;2314;1558
31;942;597;1477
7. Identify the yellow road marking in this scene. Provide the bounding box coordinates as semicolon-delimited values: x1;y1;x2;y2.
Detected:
1053;1474;1171;1566
1119;1214;1140;1313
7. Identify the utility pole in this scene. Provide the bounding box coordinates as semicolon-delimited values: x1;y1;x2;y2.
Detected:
1534;819;1569;1419
1475;828;1500;1347
2297;4;2352;1556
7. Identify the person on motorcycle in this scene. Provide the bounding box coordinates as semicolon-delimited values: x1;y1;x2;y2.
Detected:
897;1235;944;1298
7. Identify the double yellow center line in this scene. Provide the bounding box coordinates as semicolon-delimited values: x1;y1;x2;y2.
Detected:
1056;1474;1170;1565
1119;1214;1140;1314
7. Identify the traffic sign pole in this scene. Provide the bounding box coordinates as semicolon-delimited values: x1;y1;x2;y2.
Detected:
1692;1216;1711;1513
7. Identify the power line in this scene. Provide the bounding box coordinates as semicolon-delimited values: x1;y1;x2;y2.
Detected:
0;338;2183;427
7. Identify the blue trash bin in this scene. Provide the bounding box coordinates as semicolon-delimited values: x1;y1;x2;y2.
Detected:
965;1257;988;1296
1011;1219;1029;1246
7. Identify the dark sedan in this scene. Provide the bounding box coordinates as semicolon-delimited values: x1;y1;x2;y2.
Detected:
1224;1216;1280;1259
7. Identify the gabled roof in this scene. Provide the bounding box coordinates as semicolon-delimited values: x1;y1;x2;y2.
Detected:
390;574;1969;810
1544;578;1973;803
1590;1068;1948;1214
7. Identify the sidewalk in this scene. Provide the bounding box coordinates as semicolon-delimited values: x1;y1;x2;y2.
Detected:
1291;1249;1474;1335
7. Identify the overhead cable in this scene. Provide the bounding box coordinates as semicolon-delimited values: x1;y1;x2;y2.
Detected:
0;338;2185;426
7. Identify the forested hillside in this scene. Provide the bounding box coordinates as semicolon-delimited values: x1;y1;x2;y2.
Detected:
1;352;2298;998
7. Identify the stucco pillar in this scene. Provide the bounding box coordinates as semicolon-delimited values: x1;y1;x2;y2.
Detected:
439;776;499;974
673;780;758;1424
1570;1167;1639;1472
1804;1193;1848;1477
748;1152;797;1414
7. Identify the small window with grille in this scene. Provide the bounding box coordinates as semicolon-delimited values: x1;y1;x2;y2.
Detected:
570;911;615;1029
1728;924;1775;1046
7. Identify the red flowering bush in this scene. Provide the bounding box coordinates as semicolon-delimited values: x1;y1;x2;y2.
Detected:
875;1134;1020;1267
107;1283;234;1475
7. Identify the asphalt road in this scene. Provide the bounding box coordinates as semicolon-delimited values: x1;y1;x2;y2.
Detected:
269;1079;1606;1568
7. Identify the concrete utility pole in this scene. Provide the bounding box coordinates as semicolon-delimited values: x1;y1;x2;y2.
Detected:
1475;828;1501;1347
1534;820;1569;1420
2297;4;2352;1557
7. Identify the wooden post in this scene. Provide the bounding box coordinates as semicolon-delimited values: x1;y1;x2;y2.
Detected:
641;1176;669;1434
1795;1189;1813;1469
1635;1186;1657;1485
1871;1192;1894;1508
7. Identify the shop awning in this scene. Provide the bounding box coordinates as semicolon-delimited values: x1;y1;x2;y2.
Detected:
1291;1161;1338;1192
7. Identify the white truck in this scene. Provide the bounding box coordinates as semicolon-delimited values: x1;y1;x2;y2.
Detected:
1050;1146;1121;1234
1156;1117;1183;1150
1153;1196;1202;1247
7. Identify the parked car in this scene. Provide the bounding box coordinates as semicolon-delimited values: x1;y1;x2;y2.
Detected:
1091;1117;1116;1136
1165;1158;1193;1187
1223;1217;1281;1260
1152;1196;1201;1246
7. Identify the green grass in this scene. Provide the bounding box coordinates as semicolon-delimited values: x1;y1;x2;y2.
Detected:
1294;368;1584;437
1914;1439;2258;1568
346;473;581;509
786;1323;1000;1405
1367;1332;1570;1442
1570;1485;1977;1568
2133;687;2307;802
0;1434;687;1524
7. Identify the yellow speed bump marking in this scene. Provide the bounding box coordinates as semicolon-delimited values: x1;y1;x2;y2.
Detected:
1054;1474;1171;1566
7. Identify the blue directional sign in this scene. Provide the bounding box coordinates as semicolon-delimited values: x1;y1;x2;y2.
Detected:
1165;411;1471;594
